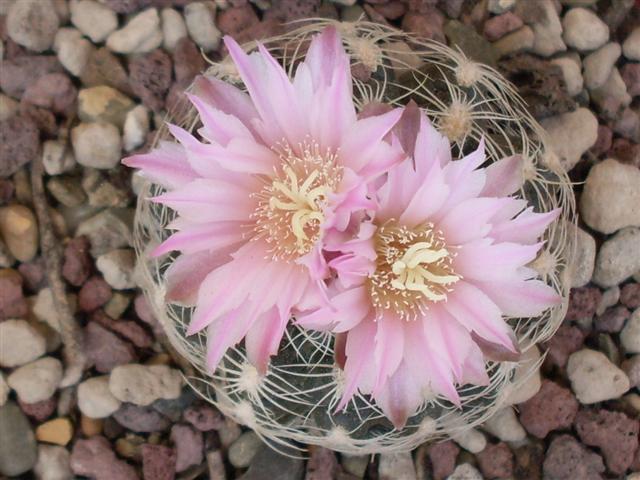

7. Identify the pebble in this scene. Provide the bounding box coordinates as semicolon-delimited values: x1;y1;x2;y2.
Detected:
476;442;513;479
0;374;7;407
427;441;458;480
228;431;261;468
595;305;629;332
484;12;523;42
32;287;76;333
113;403;170;432
78;86;134;128
80;47;131;95
171;424;203;472
575;408;639;475
492;25;535;58
550;55;583;96
85;321;136;372
621;283;640;309
184;2;221;51
543;434;605;480
379;452;416;480
488;0;515;14
78;376;122;419
71;436;138;480
0;94;18;122
0;205;39;262
342;454;369;478
570;225;596;287
7;0;59;53
109;364;183;406
591;67;632;119
451;427;486;454
623;355;640;388
0;271;28;320
593;227;640;287
42;140;76;176
622;27;640;61
306;446;338;480
161;8;187;52
518;379;578;438
580;158;640;234
71;122;122;169
0;319;46;367
106;8;163;54
36;417;74;446
129;48;172;112
33;444;73;480
0;114;40;178
622;308;640;353
96;248;136;290
92;310;152;348
526;0;566;57
482;407;526;442
541;108;598;172
104;292;131;319
446;463;482;480
47;176;87;207
78;276;112;312
7;357;63;403
0;55;63;99
0;402;38;477
184;403;224;431
142;444;176;480
22;72;76;115
53;27;93;77
240;444;305;480
583;42;622;91
562;7;609;51
567;348;630;403
18;396;57;422
123;104;150;152
70;0;118;43
76;208;134;257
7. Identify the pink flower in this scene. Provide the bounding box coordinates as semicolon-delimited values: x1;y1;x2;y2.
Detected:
298;109;561;429
123;27;405;373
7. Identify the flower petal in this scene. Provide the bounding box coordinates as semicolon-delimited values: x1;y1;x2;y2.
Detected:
186;93;254;146
337;318;377;411
373;313;405;394
193;76;259;133
245;306;287;374
454;240;543;282
474;277;561;317
122;141;197;189
481;154;524;197
152;221;245;256
490;208;560;245
374;361;423;429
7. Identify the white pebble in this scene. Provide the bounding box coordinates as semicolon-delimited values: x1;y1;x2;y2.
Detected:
96;248;136;290
0;319;46;368
123;105;150;152
622;27;640;61
54;27;93;77
570;225;596;288
503;345;542;405
184;2;221;51
7;357;63;403
42;140;76;176
109;364;183;406
550;55;583;96
482;407;527;442
161;7;187;52
562;7;609;51
70;0;118;43
541;107;598;172
567;349;630;404
71;122;122;170
0;373;9;407
7;0;59;52
447;463;483;480
33;445;72;480
583;42;621;91
77;376;122;419
106;8;163;54
451;427;486;454
621;308;640;354
593;227;640;288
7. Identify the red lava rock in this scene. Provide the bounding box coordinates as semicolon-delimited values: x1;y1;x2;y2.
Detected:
622;355;640;388
217;4;259;36
263;0;320;23
71;436;138;480
129;49;172;113
62;236;92;287
21;73;77;115
85;322;137;373
595;306;631;333
402;10;446;43
428;440;459;480
513;442;544;480
0;55;63;98
172;38;205;87
114;403;171;433
477;442;514;480
591;124;613;156
305;446;338;480
0;114;40;178
184;403;224;431
91;310;153;349
17;258;45;291
609;138;640;167
170;424;203;473
621;62;640;98
142;444;176;480
544;325;586;369
575;409;640;475
0;179;14;205
483;12;524;41
565;287;602;322
18;101;57;137
373;1;407;20
78;276;112;312
621;282;640;309
80;48;132;96
613;107;640;142
18;396;57;422
519;380;579;439
543;434;605;480
0;273;28;320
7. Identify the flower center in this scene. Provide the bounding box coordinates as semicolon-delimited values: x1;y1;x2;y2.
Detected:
253;141;342;261
368;222;460;320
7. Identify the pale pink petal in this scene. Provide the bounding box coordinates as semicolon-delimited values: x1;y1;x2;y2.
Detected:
460;342;490;386
397;160;450;228
356;134;406;181
374;361;423;429
303;25;350;90
206;304;255;370
337;318;377;411
372;313;405;394
413;112;452;170
122;141;197;189
245;307;287;374
296;244;330;281
187;93;254;146
471;332;521;362
193;76;259;133
473;278;561;317
454;240;544;282
481;155;524;197
490;208;560;245
152;221;245;256
444;280;517;352
393;101;421;157
438;197;510;246
297;286;371;332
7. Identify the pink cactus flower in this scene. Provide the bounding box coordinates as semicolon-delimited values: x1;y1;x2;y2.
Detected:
123;27;405;373
298;108;561;429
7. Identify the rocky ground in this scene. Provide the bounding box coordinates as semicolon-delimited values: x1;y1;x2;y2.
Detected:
0;0;639;479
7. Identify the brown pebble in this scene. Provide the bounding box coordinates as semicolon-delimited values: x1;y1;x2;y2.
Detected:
36;417;74;446
81;414;103;437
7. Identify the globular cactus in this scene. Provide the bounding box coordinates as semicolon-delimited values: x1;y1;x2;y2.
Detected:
132;20;575;454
